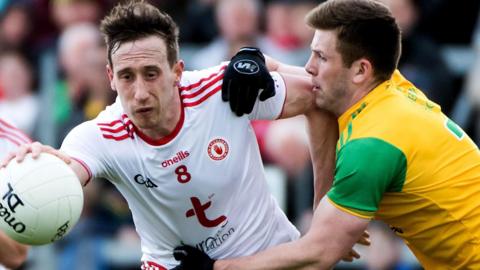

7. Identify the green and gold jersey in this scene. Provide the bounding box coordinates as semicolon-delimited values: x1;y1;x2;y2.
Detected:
327;70;480;269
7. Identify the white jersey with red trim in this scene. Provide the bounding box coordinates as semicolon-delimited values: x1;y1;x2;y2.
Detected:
0;118;31;159
61;64;299;268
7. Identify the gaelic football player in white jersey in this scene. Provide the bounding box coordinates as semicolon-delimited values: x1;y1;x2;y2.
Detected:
2;1;343;269
0;118;30;269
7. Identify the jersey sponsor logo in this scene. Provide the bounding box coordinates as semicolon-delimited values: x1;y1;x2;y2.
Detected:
207;138;229;161
186;196;227;228
161;151;190;168
233;60;259;75
133;174;158;188
194;221;235;253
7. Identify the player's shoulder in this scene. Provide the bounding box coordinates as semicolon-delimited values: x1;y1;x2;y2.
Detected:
67;98;133;142
179;63;227;108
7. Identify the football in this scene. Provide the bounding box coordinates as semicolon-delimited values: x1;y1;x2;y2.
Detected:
0;153;83;245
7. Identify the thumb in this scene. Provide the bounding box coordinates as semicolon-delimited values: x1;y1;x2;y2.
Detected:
259;78;275;101
173;246;189;261
221;79;231;102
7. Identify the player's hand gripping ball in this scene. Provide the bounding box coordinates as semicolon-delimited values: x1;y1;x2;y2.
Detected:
222;47;276;116
0;153;83;245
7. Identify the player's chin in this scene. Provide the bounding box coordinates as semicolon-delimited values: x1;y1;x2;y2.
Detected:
314;96;327;108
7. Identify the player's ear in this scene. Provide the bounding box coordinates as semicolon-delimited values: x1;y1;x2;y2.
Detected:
351;58;373;85
106;64;116;92
173;60;184;85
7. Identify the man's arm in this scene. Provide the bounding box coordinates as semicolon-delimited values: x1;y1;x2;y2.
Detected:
0;231;28;269
214;198;369;270
305;109;338;208
276;73;316;118
265;55;308;77
222;47;316;117
2;142;91;186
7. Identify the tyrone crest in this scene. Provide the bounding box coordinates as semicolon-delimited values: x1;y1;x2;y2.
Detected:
207;138;229;161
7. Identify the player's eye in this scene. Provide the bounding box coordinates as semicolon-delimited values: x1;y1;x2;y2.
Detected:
146;72;158;79
120;73;132;81
317;52;327;62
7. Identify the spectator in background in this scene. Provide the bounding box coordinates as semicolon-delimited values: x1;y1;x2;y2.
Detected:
0;3;33;57
50;0;103;30
190;0;286;69
179;0;218;44
0;51;38;136
379;0;455;114
55;23;115;145
466;7;480;143
263;0;317;66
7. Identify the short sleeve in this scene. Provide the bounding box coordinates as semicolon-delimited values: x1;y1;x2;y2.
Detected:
327;138;407;218
248;72;287;121
60;121;108;181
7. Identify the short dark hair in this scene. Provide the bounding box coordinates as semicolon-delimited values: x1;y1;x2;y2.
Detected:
306;0;401;82
100;0;179;68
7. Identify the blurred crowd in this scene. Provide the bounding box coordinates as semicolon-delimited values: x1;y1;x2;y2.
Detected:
0;0;479;269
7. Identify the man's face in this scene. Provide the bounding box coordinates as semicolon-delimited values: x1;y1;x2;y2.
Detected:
107;35;183;131
305;30;353;116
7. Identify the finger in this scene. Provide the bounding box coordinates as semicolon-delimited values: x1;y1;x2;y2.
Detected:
341;255;353;262
243;87;257;114
228;81;240;116
173;248;188;261
259;78;275;101
350;249;360;259
0;151;16;168
357;231;371;246
233;83;244;117
30;142;44;159
357;237;370;246
15;143;31;163
221;79;230;102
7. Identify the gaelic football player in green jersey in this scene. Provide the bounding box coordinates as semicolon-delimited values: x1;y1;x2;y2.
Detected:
174;0;480;269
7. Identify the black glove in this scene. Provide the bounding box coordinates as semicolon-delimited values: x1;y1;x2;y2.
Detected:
222;47;276;116
171;245;215;270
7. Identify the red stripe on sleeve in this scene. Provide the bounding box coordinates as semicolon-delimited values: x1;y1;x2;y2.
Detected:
97;120;123;127
71;157;92;186
180;73;223;99
0;134;21;146
0;119;32;143
182;85;222;107
179;65;226;92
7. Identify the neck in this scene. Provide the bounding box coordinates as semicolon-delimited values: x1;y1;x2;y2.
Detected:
337;79;384;117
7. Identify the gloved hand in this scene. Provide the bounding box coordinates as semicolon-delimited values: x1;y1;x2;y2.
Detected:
171;245;215;270
222;47;276;116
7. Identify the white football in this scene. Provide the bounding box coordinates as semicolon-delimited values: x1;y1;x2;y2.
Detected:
0;153;83;245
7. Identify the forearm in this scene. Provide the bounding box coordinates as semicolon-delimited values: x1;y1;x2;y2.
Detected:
212;200;369;270
265;55;308;76
305;109;338;208
214;237;330;270
0;231;28;268
278;73;316;118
